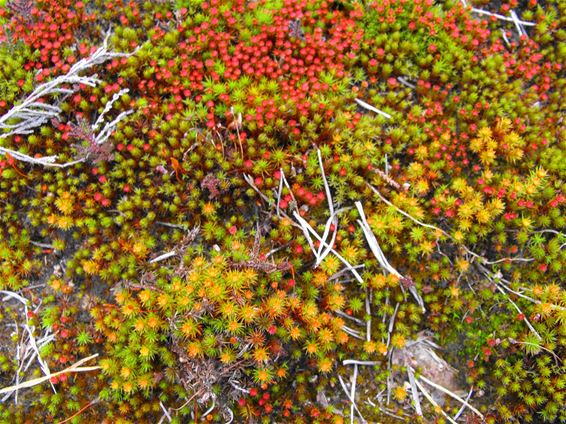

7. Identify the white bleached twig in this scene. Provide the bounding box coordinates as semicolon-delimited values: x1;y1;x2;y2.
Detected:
366;182;533;265
0;146;87;168
244;169;363;284
350;364;358;424
94;109;134;145
337;374;367;423
315;149;338;266
355;201;425;312
386;302;400;351
343;359;380;366
355;98;392;119
365;289;372;342
0;33;138;167
0;354;100;396
418;374;484;419
328;265;365;282
397;77;416;89
1;291;56;402
412;376;458;424
159;401;172;423
454;386;475;421
335;310;366;325
149;250;177;263
471;8;535;26
510;11;526;36
277;153;339;268
200;398;216;419
501;29;511;47
479;266;542;340
275;168;284;216
342;325;364;340
494;283;541;340
406;367;423;416
155;221;187;229
293;210;363;283
225;407;234;424
92;88;129;132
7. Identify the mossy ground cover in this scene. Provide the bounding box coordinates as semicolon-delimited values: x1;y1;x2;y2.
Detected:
0;0;564;422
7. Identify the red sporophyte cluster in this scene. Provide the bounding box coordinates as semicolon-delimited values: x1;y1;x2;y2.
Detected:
289;183;326;208
368;0;490;47
0;0;564;421
0;0;96;79
128;0;364;134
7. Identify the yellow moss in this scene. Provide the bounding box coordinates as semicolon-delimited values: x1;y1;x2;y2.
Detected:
449;286;460;297
545;284;561;300
336;331;349;345
520;217;533;229
253;347;270;363
55;191;74;215
320;255;340;275
137;375;151;390
55;215;74;230
388;215;404;233
305;342;318;355
475;208;491;224
226;320;242;334
120;367;131;379
122;302;137;317
419;240;435;256
387;274;400;287
180;319;200;338
220;349;235;364
488;198;505;215
147;315;161;329
317;328;334;345
532;285;544;297
138;289;153;305
265;294;286;317
187;342;203;358
391;334;406;348
129;241;148;258
207;282;226;302
240;305;259;323
202;202;216;217
157;293;170;309
470;137;484;153
326;293;345;311
49;278;63;291
318;358;333;373
310;272;327;289
134;319;145;332
114;291;128;304
453;230;465;242
288;326;302;340
393;386;408;401
363;340;378;354
414;178;430;195
255;368;273;384
458;203;474;220
415;145;428;161
219;301;237;317
122;381;135;393
370;274;387;289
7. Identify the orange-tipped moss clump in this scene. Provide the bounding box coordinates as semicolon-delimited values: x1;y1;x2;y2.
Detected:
0;0;564;422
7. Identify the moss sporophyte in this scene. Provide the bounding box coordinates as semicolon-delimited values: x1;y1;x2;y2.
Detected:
0;0;564;422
